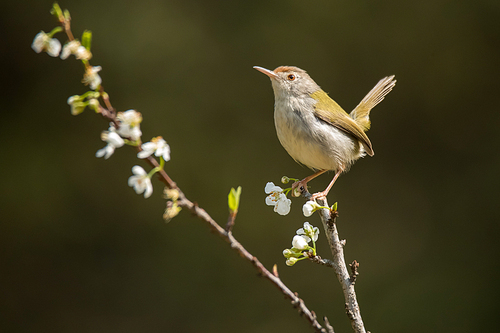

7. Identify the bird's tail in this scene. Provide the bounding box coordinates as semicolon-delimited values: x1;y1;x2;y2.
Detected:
350;75;396;131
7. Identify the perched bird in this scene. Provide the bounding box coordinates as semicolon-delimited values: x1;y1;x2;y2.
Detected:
254;66;396;200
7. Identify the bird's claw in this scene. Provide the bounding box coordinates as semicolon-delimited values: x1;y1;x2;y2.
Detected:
310;191;327;202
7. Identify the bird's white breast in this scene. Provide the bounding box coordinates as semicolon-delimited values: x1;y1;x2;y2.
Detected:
273;93;364;172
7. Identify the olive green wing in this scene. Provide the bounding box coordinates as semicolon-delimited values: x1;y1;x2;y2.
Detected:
311;90;374;156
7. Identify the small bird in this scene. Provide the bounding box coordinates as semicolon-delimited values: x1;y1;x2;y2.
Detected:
254;66;396;200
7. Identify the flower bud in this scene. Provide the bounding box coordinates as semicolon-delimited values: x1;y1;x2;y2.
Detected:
285;257;298;266
282;249;293;258
292;235;309;251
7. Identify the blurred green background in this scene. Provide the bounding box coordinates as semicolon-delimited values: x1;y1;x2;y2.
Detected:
2;0;499;332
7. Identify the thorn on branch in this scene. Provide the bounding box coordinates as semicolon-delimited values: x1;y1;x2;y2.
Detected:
340;239;346;247
349;260;359;285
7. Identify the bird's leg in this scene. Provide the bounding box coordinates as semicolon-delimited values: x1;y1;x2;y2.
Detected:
310;169;342;201
292;169;327;197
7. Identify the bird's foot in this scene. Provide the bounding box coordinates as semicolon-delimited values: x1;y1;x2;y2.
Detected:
310;191;328;202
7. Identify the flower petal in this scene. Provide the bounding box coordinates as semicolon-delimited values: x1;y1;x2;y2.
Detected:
264;182;275;194
275;195;291;215
31;32;45;53
131;165;146;176
47;38;61;57
144;179;153;198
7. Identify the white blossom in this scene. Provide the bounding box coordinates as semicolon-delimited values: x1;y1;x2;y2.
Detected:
82;66;102;90
117;109;142;126
292;235;309;251
128;166;153;198
302;200;319;217
296;222;319;242
265;182;291;215
61;40;80;59
31;32;46;53
61;40;92;60
96;129;125;159
115;110;142;141
137;136;170;161
75;45;92;60
31;31;61;57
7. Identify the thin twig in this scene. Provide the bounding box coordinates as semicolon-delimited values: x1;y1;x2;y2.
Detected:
302;190;367;333
308;254;336;268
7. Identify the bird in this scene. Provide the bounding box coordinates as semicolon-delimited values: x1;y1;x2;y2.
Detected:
254;65;396;200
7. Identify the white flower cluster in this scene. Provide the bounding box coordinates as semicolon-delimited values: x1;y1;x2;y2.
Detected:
32;31;96;87
283;222;320;266
91;109;170;199
95;110;143;160
265;182;291;215
32;20;173;205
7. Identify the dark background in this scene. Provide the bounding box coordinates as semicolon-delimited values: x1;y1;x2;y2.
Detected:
2;0;499;332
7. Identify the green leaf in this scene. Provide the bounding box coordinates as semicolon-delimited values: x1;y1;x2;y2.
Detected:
228;186;242;213
51;3;63;19
82;30;92;50
63;9;71;20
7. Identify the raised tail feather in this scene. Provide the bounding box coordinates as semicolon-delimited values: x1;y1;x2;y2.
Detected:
350;75;396;131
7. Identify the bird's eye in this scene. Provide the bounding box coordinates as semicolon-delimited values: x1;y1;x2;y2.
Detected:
287;74;296;81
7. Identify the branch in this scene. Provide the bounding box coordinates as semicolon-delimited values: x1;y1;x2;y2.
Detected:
95;85;329;333
46;5;332;332
301;190;367;333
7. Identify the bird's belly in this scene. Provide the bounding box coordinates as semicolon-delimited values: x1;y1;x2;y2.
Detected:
275;110;363;171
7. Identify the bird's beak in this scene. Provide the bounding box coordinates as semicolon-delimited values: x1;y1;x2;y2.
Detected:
253;66;278;79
